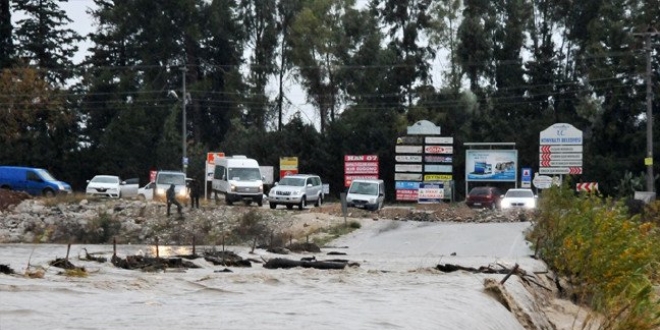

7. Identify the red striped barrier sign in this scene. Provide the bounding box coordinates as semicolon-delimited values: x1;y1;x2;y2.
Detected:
576;182;598;193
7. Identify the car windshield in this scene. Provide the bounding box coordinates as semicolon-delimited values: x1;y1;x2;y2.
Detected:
349;182;379;196
157;173;186;185
470;188;490;196
35;169;57;181
279;177;305;187
92;176;119;184
228;168;261;181
506;190;534;198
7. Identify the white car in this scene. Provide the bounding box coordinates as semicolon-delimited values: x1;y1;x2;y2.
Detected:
86;175;121;198
137;182;155;201
268;174;323;210
500;188;537;210
86;175;139;198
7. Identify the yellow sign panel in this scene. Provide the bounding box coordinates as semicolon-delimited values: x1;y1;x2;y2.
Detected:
424;174;453;181
280;157;298;170
645;157;653;166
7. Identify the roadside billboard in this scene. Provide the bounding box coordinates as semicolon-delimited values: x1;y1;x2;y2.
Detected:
465;150;518;182
279;157;298;178
344;155;379;187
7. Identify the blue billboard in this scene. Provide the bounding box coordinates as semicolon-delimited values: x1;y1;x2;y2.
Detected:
465;150;518;182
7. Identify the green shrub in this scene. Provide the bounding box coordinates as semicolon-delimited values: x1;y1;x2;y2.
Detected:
530;184;660;330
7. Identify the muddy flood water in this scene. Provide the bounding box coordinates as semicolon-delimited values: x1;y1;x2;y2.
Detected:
1;221;549;330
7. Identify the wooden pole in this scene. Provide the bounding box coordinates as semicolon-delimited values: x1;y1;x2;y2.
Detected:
155;237;159;259
65;243;71;261
500;263;519;285
192;236;196;256
113;237;117;258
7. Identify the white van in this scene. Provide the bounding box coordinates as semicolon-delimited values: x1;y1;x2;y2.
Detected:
212;156;264;206
346;179;385;211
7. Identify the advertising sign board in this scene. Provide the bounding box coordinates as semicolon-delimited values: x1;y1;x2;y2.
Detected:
539;123;583;175
465;150;518;182
396;189;418;201
424;164;452;173
395;155;423;163
424;145;453;154
418;183;443;203
424;174;452;181
396;145;423;154
425;155;452;163
344;154;379;187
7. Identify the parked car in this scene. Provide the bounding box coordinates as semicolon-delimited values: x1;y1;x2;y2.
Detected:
137;181;155;201
153;170;189;204
500;188;537;210
86;175;139;198
465;186;503;210
0;166;72;197
346;179;385;211
268;174;323;210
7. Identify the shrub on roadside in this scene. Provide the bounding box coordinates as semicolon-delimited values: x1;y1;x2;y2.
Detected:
530;184;660;330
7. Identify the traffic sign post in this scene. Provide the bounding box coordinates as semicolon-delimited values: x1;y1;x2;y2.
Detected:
539;123;583;179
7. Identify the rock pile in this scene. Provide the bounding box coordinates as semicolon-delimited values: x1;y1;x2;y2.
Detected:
0;190;533;245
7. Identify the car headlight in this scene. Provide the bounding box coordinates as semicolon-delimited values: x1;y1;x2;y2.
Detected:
57;182;65;189
230;185;236;192
369;198;376;203
259;186;263;192
177;189;188;197
501;200;511;209
156;188;165;196
527;200;536;209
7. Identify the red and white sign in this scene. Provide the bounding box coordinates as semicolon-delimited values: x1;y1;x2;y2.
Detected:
424;145;453;154
540;145;583;153
576;182;599;193
540;160;583;167
396;189;418;201
344;154;379;187
280;169;298;178
345;155;379;162
540;153;583;161
539;167;583;175
344;174;378;187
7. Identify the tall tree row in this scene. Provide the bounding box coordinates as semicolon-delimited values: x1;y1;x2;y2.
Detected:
0;0;657;196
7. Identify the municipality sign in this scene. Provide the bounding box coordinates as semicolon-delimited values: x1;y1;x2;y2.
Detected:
540;123;583;145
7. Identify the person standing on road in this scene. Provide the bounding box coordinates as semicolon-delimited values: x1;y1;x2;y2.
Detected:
189;179;200;209
166;184;183;216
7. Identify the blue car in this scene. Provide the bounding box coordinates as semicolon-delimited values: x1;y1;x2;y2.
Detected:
0;166;72;197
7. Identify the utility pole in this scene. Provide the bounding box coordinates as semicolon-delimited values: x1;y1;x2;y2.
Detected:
182;65;187;175
645;31;654;192
635;26;658;193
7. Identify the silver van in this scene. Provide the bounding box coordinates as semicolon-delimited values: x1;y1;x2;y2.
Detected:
346;179;385;211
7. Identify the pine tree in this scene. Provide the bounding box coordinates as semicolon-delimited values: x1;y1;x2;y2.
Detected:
12;0;82;85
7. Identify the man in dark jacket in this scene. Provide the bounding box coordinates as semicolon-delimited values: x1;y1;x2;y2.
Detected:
188;179;200;209
166;184;183;216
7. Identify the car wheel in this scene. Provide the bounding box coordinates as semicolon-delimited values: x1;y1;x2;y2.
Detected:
43;189;55;198
314;194;322;207
299;196;306;210
286;204;293;210
269;203;277;209
257;198;263;207
137;194;146;201
226;196;233;206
